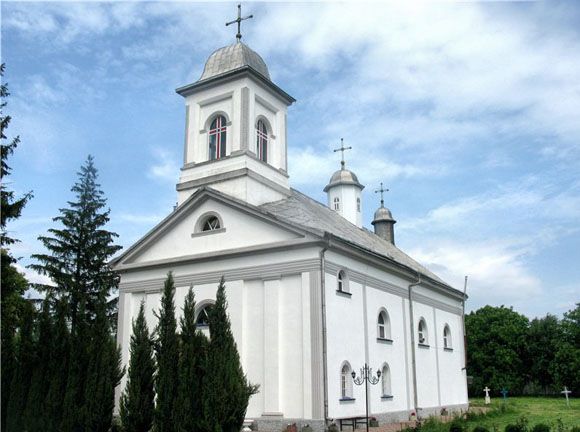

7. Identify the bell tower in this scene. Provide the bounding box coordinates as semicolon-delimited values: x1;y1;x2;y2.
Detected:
174;10;295;206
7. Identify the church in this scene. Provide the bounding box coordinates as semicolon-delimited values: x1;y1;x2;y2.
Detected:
113;10;468;430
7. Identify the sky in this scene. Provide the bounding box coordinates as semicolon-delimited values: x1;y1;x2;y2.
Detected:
2;1;579;318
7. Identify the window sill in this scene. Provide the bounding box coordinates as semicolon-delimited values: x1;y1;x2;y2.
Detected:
336;290;352;297
444;347;454;352
376;337;393;344
191;227;226;238
339;397;356;402
381;395;394;400
418;343;430;349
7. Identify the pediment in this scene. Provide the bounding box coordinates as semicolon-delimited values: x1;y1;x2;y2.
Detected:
113;188;314;268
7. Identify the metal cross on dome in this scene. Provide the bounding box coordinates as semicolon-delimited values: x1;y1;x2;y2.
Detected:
333;138;352;169
226;4;253;41
375;182;389;207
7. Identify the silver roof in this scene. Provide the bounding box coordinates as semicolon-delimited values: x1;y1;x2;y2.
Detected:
323;168;364;192
199;42;270;82
372;206;395;223
260;189;447;285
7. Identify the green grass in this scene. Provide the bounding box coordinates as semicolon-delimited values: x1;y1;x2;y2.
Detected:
465;397;580;429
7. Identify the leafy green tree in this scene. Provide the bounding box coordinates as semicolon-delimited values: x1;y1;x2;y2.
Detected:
466;305;529;396
0;62;32;431
203;277;258;432
82;298;124;432
5;301;36;432
120;301;156;432
525;314;560;393
154;272;179;432
174;287;209;432
551;303;580;392
30;155;121;331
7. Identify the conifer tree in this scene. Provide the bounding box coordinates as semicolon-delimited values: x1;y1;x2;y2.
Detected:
174;287;209;432
154;272;179;432
30;155;121;330
43;298;70;432
120;301;155;432
1;62;32;431
203;277;258;432
5;301;36;432
24;298;54;432
83;297;124;432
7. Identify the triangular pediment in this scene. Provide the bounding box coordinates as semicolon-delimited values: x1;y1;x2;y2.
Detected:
113;188;317;269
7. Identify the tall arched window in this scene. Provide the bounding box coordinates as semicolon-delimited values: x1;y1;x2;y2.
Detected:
334;197;340;211
377;309;391;340
357;197;361;212
418;318;428;345
340;362;353;399
443;324;452;349
381;364;392;397
208;115;227;160
195;303;214;327
256;119;268;162
337;270;348;293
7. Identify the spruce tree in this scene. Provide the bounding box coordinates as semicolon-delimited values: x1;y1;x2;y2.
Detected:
174;287;209;432
30;155;121;331
154;272;179;432
5;301;36;432
203;277;258;432
1;62;32;431
83;297;124;432
120;301;155;432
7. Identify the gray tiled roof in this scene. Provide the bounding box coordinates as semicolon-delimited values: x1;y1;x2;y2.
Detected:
199;42;270;82
260;189;449;286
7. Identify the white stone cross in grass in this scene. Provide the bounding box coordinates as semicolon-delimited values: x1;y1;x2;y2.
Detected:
561;386;572;407
483;386;491;405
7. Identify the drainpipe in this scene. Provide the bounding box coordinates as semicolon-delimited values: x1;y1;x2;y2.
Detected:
461;276;469;403
408;274;422;417
320;236;331;425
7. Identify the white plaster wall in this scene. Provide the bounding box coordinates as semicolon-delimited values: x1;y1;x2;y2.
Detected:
413;302;439;408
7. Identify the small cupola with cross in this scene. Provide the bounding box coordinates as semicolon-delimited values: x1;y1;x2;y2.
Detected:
324;138;365;227
372;182;396;244
175;4;295;206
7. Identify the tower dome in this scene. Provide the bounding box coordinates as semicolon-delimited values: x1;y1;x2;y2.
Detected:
372;185;396;244
323;168;363;192
198;42;270;82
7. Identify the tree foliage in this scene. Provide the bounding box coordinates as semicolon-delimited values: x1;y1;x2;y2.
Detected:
154;272;179;432
203;277;258;432
120;301;156;432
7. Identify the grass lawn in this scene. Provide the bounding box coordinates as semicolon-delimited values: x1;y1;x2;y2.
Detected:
465;397;580;429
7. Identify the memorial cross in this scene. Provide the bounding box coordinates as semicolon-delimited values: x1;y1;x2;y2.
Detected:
226;4;253;41
483;386;491;405
500;388;508;403
561;386;572;408
333;138;352;169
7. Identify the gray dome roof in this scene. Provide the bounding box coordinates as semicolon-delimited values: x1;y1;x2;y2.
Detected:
323;168;364;192
372;206;396;224
199;42;270;82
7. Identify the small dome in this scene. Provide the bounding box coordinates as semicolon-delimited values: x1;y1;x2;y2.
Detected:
323;168;364;192
199;42;270;82
372;206;396;225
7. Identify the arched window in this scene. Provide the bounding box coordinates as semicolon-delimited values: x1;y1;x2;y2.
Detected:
418;318;428;345
357;197;361;212
337;270;348;293
208;115;227;160
256;119;268;162
443;324;452;349
340;362;353;399
334;197;340;211
381;364;392;397
195;303;214;327
377;309;391;340
202;216;220;231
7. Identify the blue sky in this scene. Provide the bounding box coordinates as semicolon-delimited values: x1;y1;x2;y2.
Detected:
2;1;579;318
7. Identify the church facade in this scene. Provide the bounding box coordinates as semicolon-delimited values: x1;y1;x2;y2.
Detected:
113;36;468;430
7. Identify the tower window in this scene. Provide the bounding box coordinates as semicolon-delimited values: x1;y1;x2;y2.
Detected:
256;119;268;162
357;197;361;212
333;197;340;211
209;115;227;160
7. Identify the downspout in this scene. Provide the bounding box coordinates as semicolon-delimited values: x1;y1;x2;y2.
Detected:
408;273;422;417
461;276;469;404
320;236;331;425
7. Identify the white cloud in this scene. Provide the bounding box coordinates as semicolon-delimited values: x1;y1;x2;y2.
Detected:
148;147;179;183
14;263;54;287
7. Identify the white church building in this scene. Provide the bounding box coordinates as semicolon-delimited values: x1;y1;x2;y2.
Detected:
113;27;468;430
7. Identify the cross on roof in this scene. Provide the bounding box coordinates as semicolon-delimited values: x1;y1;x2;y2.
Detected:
374;182;389;207
333;138;352;169
226;4;254;42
